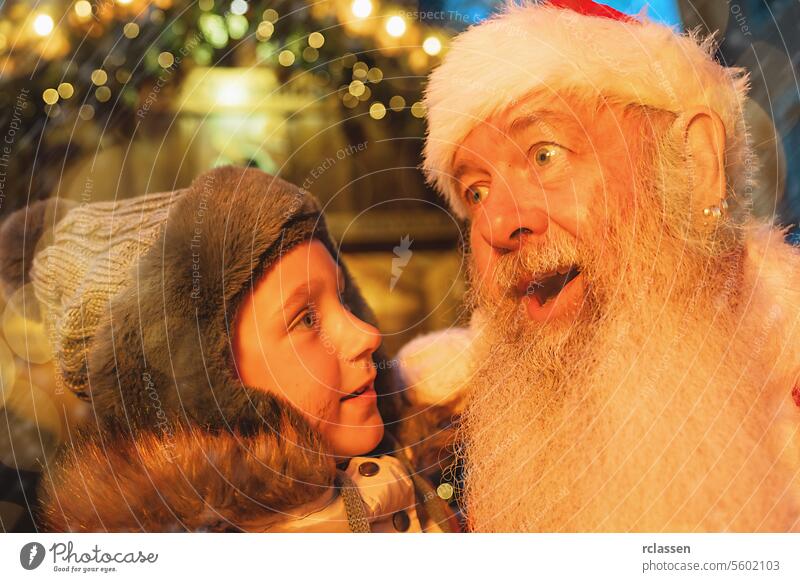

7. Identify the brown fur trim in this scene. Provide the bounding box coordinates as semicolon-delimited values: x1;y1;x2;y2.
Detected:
38;408;336;532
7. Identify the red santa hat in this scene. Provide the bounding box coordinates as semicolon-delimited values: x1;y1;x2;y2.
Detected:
422;0;752;219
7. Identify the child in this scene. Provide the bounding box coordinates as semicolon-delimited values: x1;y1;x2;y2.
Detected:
0;165;457;532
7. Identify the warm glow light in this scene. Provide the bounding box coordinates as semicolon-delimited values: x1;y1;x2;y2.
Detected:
217;83;246;106
230;0;248;16
386;15;406;38
422;36;442;56
42;88;59;105
369;102;386;120
74;1;92;19
33;14;54;36
116;0;133;5
308;32;324;49
278;50;295;66
91;69;108;85
351;0;372;19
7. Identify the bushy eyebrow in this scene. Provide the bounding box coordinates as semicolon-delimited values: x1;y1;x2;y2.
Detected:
453;157;487;183
506;109;570;136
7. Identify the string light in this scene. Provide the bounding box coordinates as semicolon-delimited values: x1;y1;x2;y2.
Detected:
91;69;108;85
79;104;95;120
278;50;295;66
308;32;324;49
348;80;365;97
389;95;406;112
410;101;426;118
342;93;358;109
230;0;248;16
95;86;111;102
42;88;58;105
369;102;386;119
351;0;372;19
33;14;54;36
123;22;140;39
74;1;92;20
57;83;74;99
158;52;175;68
386;15;406;37
256;21;274;41
352;62;368;80
422;36;442;56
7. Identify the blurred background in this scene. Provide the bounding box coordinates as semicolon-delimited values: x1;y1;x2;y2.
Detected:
0;0;797;531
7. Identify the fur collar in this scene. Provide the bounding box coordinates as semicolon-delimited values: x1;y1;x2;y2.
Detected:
38;407;338;532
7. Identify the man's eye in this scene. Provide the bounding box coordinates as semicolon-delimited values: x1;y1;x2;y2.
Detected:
531;143;561;166
465;184;489;205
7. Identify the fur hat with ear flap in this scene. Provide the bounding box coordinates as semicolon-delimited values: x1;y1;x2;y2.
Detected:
0;165;397;434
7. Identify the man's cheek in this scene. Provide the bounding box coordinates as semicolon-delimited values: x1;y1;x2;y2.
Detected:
469;226;497;288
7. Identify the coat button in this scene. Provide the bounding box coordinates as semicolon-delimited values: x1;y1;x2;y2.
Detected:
358;461;380;477
392;510;410;532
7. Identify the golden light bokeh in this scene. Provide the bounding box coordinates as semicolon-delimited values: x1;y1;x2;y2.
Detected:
386;15;406;38
95;85;111;102
256;21;274;41
57;82;74;99
123;22;140;39
369;102;386;119
90;69;108;85
33;14;54;37
158;51;175;68
278;49;295;66
42;88;59;105
351;0;373;19
348;79;366;97
74;1;92;20
422;36;442;56
389;95;405;112
308;31;325;48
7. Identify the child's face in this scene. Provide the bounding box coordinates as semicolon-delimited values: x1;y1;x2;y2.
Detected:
233;240;384;458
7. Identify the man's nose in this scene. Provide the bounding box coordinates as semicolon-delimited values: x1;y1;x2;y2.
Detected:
475;182;549;253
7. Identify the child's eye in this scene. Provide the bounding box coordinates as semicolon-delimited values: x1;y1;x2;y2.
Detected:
292;306;319;332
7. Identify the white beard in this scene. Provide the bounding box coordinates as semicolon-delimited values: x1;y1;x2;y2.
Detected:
459;219;800;532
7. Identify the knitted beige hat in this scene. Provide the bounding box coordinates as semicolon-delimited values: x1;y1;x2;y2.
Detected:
29;190;176;400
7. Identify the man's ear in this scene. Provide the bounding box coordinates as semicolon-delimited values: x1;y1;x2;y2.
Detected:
674;107;727;221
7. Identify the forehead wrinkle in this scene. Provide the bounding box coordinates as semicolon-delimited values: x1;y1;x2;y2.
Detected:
453;122;513;180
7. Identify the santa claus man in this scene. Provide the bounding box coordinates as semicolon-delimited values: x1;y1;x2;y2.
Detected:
398;0;800;531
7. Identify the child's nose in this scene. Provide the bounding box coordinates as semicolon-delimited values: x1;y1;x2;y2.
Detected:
341;310;381;363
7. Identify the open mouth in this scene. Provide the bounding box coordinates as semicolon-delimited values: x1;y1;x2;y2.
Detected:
340;381;374;402
517;265;582;306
